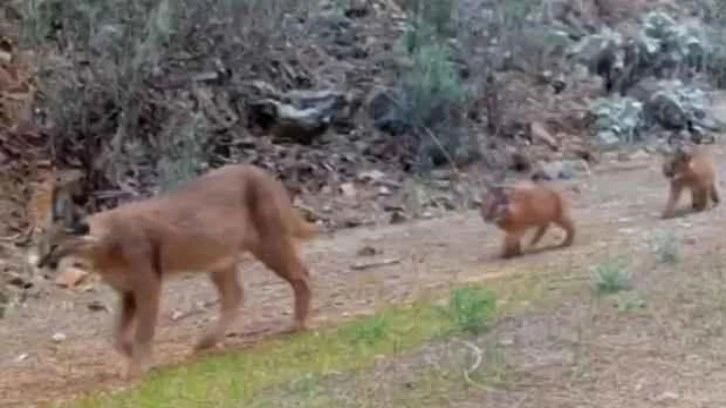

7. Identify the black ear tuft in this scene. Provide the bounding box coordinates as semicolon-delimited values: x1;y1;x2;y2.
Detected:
66;220;90;235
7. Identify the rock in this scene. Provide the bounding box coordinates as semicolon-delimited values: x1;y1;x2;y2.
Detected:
339;182;357;197
532;159;590;180
531;160;563;181
643;80;712;134
574;147;598;163
561;159;591;177
0;50;11;64
432;195;456;210
626;77;662;104
284;89;350;125
170;310;184;321
389;211;407;224
52;332;67;343
343;218;363;228
247;79;280;99
357;169;386;183
247;85;350;144
383;204;405;212
357;246;379;257
595;130;621;148
629;149;650;160
378;186;392;196
653;391;679;402
270;101;332;144
344;0;370;18
617;151;630;161
54;266;89;289
530;121;558;150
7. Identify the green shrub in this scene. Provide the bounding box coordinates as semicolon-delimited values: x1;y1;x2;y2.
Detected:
653;230;680;264
592;259;632;295
394;39;475;171
156;112;210;191
400;0;456;37
437;286;497;335
339;315;391;347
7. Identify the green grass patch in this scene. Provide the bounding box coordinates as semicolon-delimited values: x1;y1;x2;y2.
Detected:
434;286;497;336
61;287;497;408
653;230;680;264
616;292;648;313
591;258;632;295
249;272;587;408
58;260;591;408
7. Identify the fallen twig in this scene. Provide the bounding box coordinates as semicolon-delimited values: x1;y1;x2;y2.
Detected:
350;257;401;271
458;339;492;391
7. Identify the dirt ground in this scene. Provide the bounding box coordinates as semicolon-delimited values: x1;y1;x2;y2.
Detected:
3;140;726;406
264;192;726;408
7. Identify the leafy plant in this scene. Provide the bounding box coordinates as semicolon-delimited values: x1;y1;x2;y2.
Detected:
339;315;391;347
393;40;475;171
654;230;680;264
616;293;647;313
157;112;210;191
436;286;497;335
592;259;632;295
587;96;645;147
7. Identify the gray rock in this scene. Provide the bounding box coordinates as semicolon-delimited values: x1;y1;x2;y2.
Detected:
357;169;386;183
389;211;407;224
339;182;357;197
629;149;650;160
344;0;370;18
532;159;590;180
562;159;591;177
532;160;564;181
595;130;621;148
284;90;349;124
247;83;350;144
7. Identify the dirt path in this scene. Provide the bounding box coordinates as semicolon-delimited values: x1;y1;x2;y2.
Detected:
3;144;726;407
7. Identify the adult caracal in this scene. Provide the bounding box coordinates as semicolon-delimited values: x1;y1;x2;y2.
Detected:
36;164;317;379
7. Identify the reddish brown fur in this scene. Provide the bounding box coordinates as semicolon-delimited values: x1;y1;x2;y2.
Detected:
661;145;720;219
35;164;317;379
480;181;575;258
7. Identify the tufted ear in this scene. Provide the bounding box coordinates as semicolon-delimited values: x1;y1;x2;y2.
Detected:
65;219;90;235
675;143;694;162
